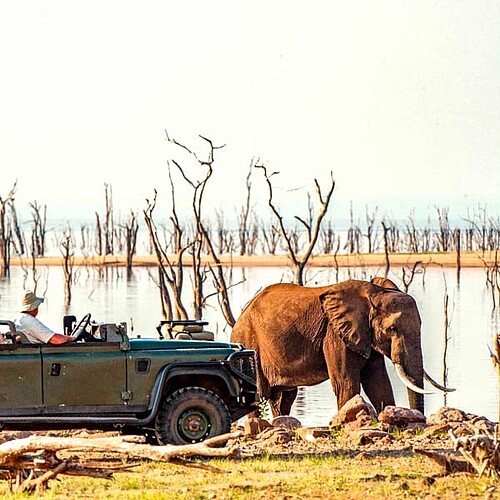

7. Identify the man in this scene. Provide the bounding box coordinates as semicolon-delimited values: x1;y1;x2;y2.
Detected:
14;291;76;344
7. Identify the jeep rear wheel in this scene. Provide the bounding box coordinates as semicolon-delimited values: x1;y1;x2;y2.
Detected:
155;387;231;445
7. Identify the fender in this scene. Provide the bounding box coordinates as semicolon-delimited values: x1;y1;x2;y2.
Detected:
145;361;242;418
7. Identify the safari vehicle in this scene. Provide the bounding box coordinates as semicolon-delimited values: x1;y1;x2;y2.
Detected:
0;316;258;445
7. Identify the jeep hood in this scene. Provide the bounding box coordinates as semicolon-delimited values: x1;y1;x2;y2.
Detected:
128;338;239;351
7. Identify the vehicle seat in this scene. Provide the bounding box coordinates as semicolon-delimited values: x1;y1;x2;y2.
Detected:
171;324;214;341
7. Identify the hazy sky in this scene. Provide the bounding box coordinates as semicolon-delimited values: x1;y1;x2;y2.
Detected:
0;1;498;221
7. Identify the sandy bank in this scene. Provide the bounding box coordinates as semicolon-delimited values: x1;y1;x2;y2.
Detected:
8;250;496;268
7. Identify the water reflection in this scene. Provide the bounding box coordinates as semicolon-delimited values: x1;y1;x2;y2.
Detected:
0;264;498;426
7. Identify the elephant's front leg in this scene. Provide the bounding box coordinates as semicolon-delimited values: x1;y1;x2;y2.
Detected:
360;350;395;413
323;336;363;410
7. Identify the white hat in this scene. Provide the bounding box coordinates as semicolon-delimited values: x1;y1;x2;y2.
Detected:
20;291;44;312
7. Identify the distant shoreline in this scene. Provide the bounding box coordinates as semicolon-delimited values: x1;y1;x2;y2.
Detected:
8;250;496;268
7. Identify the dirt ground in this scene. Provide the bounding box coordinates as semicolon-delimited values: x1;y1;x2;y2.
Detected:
8;249;497;268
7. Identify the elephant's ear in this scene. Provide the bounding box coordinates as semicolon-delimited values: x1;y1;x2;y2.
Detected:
320;285;371;359
371;277;400;290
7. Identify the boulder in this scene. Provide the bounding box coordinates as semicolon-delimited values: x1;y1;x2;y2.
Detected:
271;416;302;430
329;395;377;428
348;428;391;446
296;427;331;442
258;426;293;444
244;417;272;436
427;407;467;425
378;406;426;427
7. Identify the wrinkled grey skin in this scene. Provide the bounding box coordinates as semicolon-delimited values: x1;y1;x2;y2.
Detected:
230;277;425;416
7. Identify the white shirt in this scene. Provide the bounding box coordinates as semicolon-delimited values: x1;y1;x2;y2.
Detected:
14;313;56;343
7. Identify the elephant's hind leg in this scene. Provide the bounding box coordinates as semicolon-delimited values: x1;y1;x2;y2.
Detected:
269;387;298;417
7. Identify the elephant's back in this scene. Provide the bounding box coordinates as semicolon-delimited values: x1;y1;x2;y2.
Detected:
230;282;327;345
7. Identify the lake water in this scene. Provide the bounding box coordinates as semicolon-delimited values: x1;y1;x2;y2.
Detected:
0;263;497;427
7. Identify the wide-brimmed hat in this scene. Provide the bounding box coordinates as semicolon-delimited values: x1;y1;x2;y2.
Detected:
20;291;44;312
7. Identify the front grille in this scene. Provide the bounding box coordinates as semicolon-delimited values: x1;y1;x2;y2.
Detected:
228;351;257;385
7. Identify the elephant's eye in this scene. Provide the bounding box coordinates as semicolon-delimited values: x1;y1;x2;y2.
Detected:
387;326;398;335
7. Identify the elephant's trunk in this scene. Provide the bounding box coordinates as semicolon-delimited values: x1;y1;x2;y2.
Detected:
408;387;424;415
391;339;426;414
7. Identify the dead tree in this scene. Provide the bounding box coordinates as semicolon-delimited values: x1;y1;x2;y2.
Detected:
401;261;423;293
256;164;335;286
246;215;259;255
144;187;189;321
482;250;500;309
166;133;238;326
59;224;75;306
381;220;391;277
0;183;17;276
365;206;378;254
104;183;114;255
215;210;235;255
95;212;103;256
261;221;280;255
237;159;256;255
346;202;362;254
455;228;461;285
9;202;25;256
123;211;139;273
406;211;421;253
29;201;47;257
320;220;335;254
435;207;451;252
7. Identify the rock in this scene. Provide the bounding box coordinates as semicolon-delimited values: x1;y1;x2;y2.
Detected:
344;414;374;431
427;407;467;425
271;416;302;430
348;428;391;446
258;427;293;444
420;423;451;437
468;415;496;434
329;395;377;427
296;427;331;442
378;406;426;427
244;417;272;436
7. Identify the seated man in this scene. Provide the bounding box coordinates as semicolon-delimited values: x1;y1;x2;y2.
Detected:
14;291;75;344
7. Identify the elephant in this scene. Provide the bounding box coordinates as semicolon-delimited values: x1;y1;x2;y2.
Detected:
230;277;452;417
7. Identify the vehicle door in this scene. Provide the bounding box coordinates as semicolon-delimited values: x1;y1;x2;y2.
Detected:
0;343;42;414
41;342;128;412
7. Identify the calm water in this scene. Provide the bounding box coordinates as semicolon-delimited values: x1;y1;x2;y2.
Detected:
0;264;497;426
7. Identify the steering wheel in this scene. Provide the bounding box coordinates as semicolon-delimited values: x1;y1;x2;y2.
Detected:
71;313;92;341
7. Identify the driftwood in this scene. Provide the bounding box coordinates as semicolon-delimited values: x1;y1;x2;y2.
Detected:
414;448;475;474
449;429;500;478
415;428;500;478
0;431;242;494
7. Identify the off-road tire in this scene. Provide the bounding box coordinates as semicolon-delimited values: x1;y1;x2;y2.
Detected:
155;387;231;445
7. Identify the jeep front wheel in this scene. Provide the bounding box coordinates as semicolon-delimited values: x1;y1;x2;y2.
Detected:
155;387;231;445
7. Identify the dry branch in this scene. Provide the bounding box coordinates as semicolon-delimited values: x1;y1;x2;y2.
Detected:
0;431;242;494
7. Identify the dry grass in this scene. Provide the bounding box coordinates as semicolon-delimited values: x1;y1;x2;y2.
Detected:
0;431;497;499
2;451;494;499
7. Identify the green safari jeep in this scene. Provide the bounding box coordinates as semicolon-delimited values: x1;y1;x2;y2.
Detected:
0;316;259;445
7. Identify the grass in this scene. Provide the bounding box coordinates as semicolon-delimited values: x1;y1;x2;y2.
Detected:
1;451;497;499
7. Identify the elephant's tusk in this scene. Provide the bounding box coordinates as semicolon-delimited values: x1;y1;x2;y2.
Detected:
424;370;456;392
394;363;434;395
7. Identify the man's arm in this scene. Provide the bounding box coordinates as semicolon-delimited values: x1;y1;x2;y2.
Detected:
49;334;76;345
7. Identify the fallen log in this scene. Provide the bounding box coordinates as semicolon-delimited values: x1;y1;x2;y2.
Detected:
413;448;474;474
0;431;242;494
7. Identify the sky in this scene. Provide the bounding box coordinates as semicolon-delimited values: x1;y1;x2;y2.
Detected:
0;1;499;224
